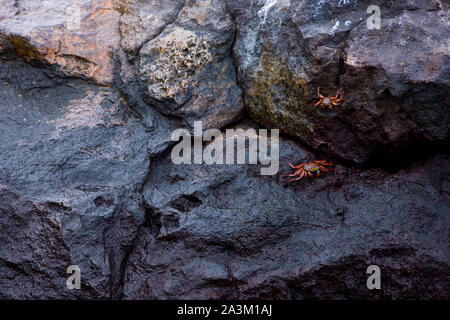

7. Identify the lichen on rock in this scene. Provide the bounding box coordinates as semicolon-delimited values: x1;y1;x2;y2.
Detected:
247;49;314;139
138;0;244;130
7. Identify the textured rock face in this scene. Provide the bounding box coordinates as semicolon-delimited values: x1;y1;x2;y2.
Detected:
0;187;80;299
0;59;175;298
0;0;121;85
122;133;450;299
138;0;244;129
118;0;185;54
0;0;449;300
231;0;449;164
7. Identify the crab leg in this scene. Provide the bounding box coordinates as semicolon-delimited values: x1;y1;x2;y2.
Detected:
288;170;306;182
282;172;300;177
282;166;305;177
317;87;325;99
319;166;335;173
330;96;343;103
288;162;305;169
313;99;323;106
334;92;344;102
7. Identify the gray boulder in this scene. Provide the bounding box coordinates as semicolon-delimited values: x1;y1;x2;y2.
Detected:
230;0;449;164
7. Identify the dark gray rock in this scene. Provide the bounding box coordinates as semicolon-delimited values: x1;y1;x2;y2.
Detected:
138;0;244;130
230;0;450;164
0;187;84;299
0;0;448;300
0;59;174;298
122;122;450;299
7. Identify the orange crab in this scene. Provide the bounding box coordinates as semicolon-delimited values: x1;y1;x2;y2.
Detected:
283;160;336;182
314;87;344;109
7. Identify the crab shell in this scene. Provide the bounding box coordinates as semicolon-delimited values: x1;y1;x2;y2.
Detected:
321;97;331;106
303;162;331;178
304;162;323;173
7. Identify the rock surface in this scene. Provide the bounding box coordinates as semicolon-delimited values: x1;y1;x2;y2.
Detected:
138;0;244;129
0;58;174;298
123;126;449;299
230;0;449;164
0;0;449;299
0;0;122;85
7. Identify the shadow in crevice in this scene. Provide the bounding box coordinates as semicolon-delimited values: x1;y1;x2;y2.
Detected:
170;194;203;213
143;203;163;237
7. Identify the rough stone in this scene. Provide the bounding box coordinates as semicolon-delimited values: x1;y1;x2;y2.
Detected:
0;58;174;298
0;0;121;85
230;0;450;164
138;0;244;130
118;0;185;54
122;122;450;299
0;0;448;300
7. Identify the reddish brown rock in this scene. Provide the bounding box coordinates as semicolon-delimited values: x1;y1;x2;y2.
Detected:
0;0;121;85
